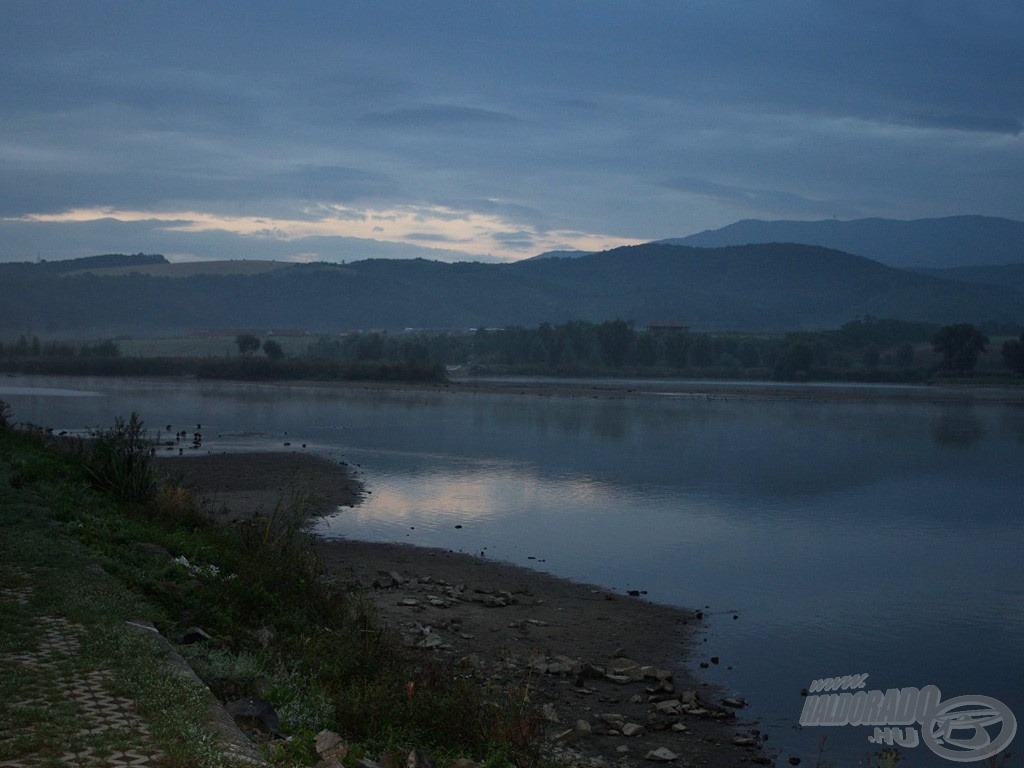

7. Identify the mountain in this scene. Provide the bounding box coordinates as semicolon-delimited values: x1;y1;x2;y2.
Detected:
917;263;1024;293
2;243;1021;338
662;215;1024;269
0;253;167;281
525;249;594;261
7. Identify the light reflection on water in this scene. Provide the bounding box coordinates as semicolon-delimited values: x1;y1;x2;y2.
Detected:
3;375;1022;767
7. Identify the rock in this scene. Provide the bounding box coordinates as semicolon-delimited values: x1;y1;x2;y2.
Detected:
407;748;433;768
554;720;591;742
256;626;275;648
417;634;444;649
181;626;213;644
607;657;643;678
135;542;172;559
654;700;683;715
316;730;349;762
605;674;634;685
617;745;630;754
671;723;688;732
732;736;757;747
721;696;746;708
399;598;421;607
546;655;578;675
621;723;644;737
600;713;626;728
541;703;560;723
226;697;280;733
644;747;679;762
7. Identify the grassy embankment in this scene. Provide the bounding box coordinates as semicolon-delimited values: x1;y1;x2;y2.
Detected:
0;402;539;767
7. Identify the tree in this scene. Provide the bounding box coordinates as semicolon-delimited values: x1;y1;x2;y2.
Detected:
773;341;815;380
262;339;284;360
236;333;261;356
1002;333;1024;374
932;324;988;373
895;342;915;368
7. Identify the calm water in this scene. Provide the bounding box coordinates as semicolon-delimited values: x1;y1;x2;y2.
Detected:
3;375;1022;766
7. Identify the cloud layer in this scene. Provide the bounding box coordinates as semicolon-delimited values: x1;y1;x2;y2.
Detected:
2;1;1021;262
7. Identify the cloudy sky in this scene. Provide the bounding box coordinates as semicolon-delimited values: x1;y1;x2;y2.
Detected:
2;1;1022;264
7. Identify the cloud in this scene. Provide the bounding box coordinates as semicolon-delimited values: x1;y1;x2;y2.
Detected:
5;202;640;263
363;105;519;128
1;1;1022;263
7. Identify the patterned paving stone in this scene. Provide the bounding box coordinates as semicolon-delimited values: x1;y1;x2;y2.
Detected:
0;610;166;766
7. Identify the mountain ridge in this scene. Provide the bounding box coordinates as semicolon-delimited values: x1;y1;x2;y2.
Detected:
660;215;1024;269
2;242;1021;338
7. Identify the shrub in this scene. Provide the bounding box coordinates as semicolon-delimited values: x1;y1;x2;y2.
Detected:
84;412;156;503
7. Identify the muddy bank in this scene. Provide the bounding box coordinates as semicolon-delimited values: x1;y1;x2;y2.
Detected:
156;450;767;767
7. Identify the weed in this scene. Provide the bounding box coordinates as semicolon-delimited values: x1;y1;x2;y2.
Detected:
84;412;156;502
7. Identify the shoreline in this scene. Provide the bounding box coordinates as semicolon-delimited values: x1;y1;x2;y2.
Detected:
155;450;769;767
6;369;1024;407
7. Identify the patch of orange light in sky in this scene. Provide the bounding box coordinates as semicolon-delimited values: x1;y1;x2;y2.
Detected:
17;204;643;261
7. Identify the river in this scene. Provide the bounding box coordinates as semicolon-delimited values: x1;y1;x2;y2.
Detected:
2;374;1021;766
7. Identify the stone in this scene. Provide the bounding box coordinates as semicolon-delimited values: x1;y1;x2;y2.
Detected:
407;748;433;768
417;634;444;649
654;700;683;715
645;747;678;762
607;657;643;677
226;697;280;733
399;598;420;607
546;655;578;675
181;626;213;644
671;723;688;732
621;723;644;737
554;720;592;742
316;730;349;762
733;736;757;747
600;713;626;728
605;674;634;685
721;696;746;708
541;703;560;723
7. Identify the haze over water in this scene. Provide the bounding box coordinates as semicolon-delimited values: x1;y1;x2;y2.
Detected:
3;375;1021;766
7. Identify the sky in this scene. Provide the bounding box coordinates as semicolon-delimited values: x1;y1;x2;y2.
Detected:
1;1;1022;264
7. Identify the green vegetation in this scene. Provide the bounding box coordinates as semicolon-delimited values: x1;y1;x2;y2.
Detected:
0;408;542;767
3;243;1024;338
2;316;1023;384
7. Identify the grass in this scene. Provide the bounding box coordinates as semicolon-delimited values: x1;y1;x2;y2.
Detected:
0;438;231;766
0;407;543;768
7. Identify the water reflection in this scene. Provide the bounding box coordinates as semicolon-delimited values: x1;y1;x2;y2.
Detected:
3;375;1022;767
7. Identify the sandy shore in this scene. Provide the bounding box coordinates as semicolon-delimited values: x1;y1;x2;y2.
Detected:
155;450;768;767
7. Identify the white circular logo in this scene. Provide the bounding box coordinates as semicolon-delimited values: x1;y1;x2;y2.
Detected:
922;695;1016;762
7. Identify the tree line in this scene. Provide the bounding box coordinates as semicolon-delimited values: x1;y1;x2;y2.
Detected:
299;317;1023;381
4;317;1024;383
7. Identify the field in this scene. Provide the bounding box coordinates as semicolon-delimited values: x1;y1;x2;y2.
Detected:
115;334;314;358
61;259;293;278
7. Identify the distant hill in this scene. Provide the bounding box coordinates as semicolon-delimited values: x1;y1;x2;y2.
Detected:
525;249;594;261
0;253;167;280
62;259;292;278
917;263;1024;293
662;215;1024;269
1;243;1021;337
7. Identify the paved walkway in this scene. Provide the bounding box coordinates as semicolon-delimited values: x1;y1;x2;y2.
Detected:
0;567;167;767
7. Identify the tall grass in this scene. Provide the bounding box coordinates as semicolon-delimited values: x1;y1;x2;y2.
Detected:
83;412;157;503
